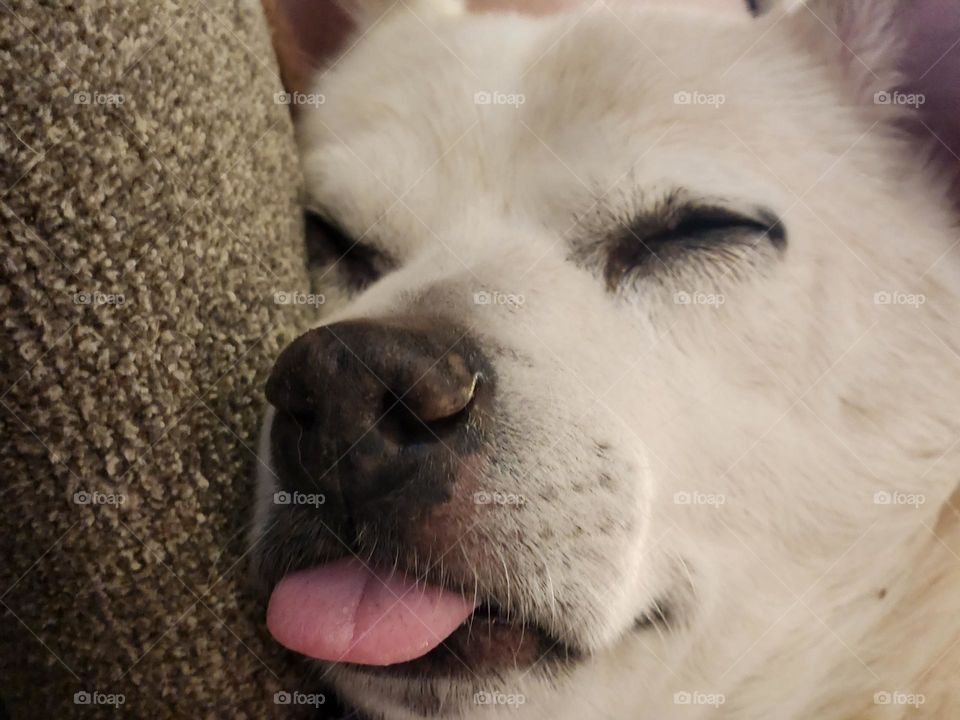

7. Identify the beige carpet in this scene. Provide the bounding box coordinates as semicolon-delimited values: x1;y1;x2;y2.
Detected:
0;1;315;716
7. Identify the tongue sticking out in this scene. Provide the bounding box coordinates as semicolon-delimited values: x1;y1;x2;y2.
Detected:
266;558;477;666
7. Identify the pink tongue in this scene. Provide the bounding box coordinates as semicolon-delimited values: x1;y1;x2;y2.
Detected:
266;558;476;665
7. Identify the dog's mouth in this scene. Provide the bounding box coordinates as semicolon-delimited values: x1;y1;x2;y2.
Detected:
265;558;576;676
359;600;576;678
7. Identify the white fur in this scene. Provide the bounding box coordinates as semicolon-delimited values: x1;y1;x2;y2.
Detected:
254;1;960;717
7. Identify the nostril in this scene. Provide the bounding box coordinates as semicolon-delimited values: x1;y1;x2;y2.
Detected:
379;372;482;446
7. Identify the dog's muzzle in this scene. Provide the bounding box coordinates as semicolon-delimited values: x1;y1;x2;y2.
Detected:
259;317;518;668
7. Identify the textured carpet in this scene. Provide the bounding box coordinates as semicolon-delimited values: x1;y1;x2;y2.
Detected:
0;1;316;717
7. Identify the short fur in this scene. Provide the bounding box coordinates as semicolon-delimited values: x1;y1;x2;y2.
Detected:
252;1;960;717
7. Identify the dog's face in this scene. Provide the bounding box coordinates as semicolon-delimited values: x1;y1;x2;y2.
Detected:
252;1;960;718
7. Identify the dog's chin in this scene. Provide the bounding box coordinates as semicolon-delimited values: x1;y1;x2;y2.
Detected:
314;576;677;720
310;604;574;720
325;631;565;720
325;661;480;720
326;602;673;719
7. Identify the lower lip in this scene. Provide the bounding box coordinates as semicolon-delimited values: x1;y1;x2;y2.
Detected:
352;607;575;677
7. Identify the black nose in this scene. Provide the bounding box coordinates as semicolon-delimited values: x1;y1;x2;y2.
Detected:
265;318;491;518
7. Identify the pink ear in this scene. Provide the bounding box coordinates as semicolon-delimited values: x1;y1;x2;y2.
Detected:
263;0;356;95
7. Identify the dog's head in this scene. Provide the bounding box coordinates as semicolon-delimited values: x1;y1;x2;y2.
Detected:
251;1;960;717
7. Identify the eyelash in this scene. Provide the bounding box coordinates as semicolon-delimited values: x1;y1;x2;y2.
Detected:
573;191;785;291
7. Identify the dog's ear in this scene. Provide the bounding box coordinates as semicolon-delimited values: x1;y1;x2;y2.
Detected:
751;0;910;103
262;0;462;95
750;0;960;206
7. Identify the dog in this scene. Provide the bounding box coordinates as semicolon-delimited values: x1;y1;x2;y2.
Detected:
250;1;960;717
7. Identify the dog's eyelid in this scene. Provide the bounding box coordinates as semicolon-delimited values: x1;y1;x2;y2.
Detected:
586;197;787;291
663;203;786;246
302;208;388;290
304;208;351;243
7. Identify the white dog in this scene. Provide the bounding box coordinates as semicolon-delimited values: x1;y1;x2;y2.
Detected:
250;1;960;718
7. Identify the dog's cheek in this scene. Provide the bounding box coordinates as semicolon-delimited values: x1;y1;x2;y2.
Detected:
528;439;655;643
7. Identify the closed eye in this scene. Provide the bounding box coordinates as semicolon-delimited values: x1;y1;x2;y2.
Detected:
656;206;784;247
586;196;786;291
304;209;388;291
